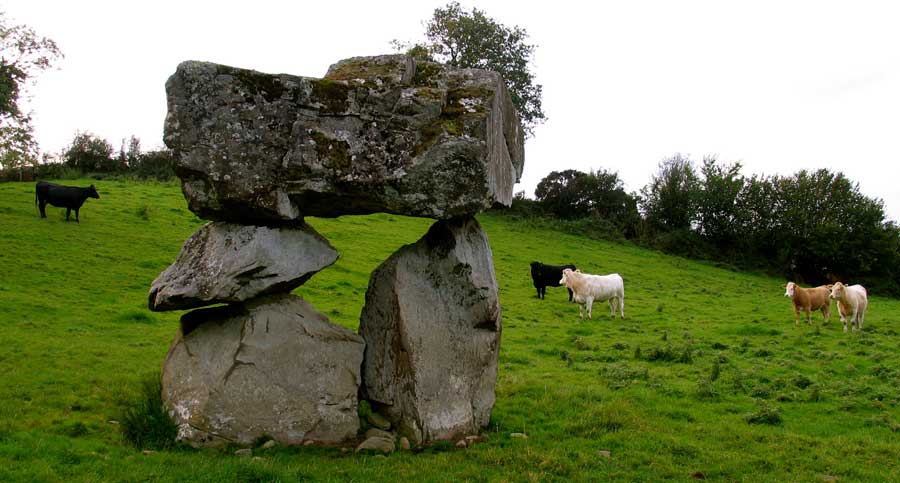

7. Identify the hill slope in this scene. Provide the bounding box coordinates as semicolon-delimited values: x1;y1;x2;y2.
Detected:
1;179;899;482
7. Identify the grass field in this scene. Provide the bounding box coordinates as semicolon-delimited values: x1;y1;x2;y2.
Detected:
1;179;900;482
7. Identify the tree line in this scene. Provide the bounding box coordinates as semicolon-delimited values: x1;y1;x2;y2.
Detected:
508;154;900;296
0;130;175;181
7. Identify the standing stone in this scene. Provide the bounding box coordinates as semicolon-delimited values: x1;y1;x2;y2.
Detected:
162;293;364;446
163;55;524;222
149;222;337;311
359;216;501;444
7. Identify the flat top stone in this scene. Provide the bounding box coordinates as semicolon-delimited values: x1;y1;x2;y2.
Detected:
164;54;525;223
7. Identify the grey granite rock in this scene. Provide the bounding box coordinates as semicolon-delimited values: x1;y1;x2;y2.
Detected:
164;55;524;222
161;293;364;446
359;216;501;444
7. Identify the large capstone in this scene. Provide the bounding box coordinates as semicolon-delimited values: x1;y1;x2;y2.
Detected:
162;293;364;446
358;216;501;444
164;54;525;222
149;222;337;311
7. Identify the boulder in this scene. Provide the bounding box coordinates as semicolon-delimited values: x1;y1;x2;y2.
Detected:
164;54;524;222
149;222;337;311
162;293;364;446
358;216;501;444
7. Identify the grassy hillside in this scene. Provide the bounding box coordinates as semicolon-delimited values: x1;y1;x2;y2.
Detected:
1;179;899;482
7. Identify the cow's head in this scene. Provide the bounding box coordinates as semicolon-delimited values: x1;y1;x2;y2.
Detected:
560;268;574;286
87;185;100;199
830;282;845;300
784;282;796;298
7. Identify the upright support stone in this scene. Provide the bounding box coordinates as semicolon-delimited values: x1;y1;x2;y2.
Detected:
358;217;501;444
162;294;364;446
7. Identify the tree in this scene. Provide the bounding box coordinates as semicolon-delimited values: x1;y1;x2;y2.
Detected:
640;154;701;231
398;2;545;136
0;11;62;169
64;131;115;172
696;156;744;247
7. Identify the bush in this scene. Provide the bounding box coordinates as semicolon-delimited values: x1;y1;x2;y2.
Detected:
119;374;179;450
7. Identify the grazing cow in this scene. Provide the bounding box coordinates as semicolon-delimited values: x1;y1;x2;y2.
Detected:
559;268;624;319
829;282;868;333
530;261;577;300
783;282;832;325
35;181;100;222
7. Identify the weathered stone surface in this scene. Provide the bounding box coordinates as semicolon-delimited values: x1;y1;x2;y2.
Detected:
164;54;525;222
149;222;337;311
162;293;364;446
359;216;501;444
355;436;395;454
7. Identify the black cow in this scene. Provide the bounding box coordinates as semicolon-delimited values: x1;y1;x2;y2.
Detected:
530;261;577;300
35;181;100;222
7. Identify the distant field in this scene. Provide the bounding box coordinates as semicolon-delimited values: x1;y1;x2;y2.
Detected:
1;179;899;482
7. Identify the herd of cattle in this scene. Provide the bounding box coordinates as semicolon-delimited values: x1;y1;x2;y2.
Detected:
30;181;873;332
531;261;870;332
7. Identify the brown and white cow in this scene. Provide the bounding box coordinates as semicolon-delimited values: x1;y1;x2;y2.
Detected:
829;282;868;333
783;282;832;326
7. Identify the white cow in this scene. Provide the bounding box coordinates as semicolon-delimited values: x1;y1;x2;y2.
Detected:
559;268;624;319
829;282;868;333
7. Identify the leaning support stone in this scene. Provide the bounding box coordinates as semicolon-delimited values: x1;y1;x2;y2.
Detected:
163;54;524;222
149;222;337;311
358;216;501;444
162;293;364;446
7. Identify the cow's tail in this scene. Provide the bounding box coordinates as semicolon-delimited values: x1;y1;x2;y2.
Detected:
34;186;37;211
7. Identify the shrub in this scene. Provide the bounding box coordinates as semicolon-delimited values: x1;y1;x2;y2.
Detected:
119;374;179;450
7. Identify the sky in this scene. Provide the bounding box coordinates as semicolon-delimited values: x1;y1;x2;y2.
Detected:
6;0;900;221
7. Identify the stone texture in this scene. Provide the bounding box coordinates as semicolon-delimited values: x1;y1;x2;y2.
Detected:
163;54;524;223
149;222;337;311
161;293;364;446
359;216;501;444
355;436;395;454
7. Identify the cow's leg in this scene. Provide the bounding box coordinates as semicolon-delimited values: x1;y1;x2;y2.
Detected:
792;304;800;325
38;200;47;218
806;306;812;325
568;287;573;302
858;310;865;331
74;208;79;222
578;303;584;319
586;297;594;319
619;295;625;319
608;298;615;317
65;208;71;221
850;307;859;332
822;305;830;324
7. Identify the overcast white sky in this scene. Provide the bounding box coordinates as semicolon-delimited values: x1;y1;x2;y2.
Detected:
6;0;900;221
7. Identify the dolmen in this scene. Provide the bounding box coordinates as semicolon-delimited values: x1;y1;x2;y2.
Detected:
149;54;524;447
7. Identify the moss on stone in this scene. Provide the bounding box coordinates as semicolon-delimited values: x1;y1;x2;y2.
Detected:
412;61;443;86
325;59;404;81
311;79;351;114
310;131;351;171
219;65;286;103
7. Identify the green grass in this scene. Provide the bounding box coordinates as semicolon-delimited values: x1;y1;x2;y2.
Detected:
1;179;900;481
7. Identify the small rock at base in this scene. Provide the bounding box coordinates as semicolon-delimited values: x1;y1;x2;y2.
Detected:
455;439;468;449
598;450;611;459
399;437;411;450
356;436;395;454
107;420;119;425
303;440;315;446
340;447;350;454
252;457;264;462
465;435;486;445
364;428;394;441
261;440;277;449
366;412;391;430
142;450;156;456
510;433;528;439
234;448;252;456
